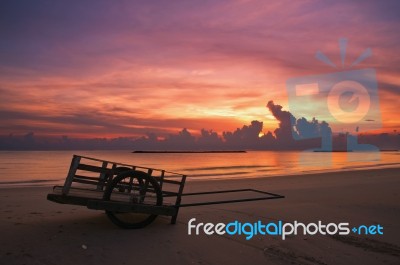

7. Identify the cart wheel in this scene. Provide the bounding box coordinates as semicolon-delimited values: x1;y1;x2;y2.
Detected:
108;167;142;187
102;166;133;188
103;170;162;229
113;166;133;174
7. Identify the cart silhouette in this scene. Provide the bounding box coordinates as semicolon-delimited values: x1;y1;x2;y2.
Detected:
47;155;284;228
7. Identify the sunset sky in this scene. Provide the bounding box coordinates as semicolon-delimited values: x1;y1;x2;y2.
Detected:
1;0;399;139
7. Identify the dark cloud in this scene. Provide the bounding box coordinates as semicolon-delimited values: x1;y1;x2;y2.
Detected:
266;100;334;150
222;121;263;149
3;100;396;151
266;100;296;141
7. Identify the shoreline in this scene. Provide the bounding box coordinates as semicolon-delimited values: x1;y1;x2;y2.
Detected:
1;167;399;264
1;165;399;189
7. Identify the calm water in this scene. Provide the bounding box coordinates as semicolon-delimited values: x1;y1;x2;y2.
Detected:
0;150;399;186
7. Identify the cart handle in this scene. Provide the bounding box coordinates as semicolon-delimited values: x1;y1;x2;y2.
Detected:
177;188;284;208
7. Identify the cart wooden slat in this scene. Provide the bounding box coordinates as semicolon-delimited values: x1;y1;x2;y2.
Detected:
47;154;284;229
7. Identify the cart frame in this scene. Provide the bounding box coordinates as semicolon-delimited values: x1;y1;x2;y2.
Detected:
47;155;284;228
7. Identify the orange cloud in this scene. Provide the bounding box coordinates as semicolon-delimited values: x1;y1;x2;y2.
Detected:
0;0;399;139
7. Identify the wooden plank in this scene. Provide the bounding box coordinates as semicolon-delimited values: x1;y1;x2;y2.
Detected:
55;186;158;204
47;193;95;206
53;186;104;199
97;161;109;190
62;155;81;195
78;154;182;176
159;170;165;189
72;178;101;186
171;175;186;224
86;200;177;216
77;163;110;174
74;175;102;181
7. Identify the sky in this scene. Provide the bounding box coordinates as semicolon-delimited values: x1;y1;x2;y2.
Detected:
0;0;399;140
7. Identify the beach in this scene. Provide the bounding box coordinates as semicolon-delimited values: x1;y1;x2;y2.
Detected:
1;167;399;265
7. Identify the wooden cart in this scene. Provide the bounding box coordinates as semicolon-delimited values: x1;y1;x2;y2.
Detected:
47;155;284;228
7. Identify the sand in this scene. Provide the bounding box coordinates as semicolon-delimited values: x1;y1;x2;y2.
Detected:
1;167;399;265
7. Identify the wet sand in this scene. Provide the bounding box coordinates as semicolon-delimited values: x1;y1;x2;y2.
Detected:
1;167;399;265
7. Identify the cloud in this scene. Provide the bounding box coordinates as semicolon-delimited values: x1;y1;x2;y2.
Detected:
266;100;296;141
1;99;398;151
222;120;263;149
0;0;399;138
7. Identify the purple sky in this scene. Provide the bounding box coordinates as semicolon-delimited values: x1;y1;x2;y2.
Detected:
0;0;399;138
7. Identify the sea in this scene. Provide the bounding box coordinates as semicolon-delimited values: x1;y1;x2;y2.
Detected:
0;150;399;187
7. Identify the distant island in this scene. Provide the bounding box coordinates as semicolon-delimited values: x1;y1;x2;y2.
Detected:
313;150;353;152
132;150;247;153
